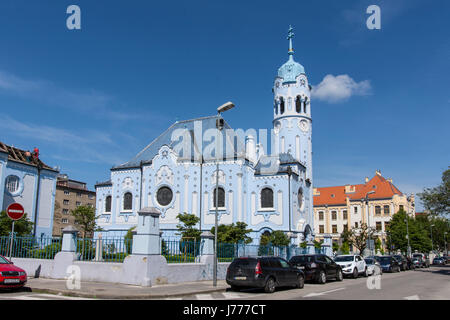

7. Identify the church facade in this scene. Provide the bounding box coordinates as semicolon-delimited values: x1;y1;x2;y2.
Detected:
95;28;315;245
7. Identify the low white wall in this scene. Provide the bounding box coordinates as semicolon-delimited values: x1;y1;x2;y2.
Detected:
74;261;125;284
11;258;54;278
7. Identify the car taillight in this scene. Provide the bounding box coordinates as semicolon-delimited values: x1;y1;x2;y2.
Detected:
255;261;262;275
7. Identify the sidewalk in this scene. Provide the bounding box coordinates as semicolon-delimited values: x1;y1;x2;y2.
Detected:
26;278;229;299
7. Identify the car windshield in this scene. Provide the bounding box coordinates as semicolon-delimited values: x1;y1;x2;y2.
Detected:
413;254;422;258
394;255;402;259
0;255;11;264
365;258;374;264
378;257;391;264
334;256;354;262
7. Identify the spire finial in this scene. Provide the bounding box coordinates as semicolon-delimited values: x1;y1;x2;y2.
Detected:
287;25;294;56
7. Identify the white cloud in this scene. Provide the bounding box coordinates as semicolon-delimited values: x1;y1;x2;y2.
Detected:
311;74;372;103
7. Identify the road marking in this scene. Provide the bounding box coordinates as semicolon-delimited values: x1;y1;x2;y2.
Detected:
404;295;420;300
303;287;346;298
7;294;93;300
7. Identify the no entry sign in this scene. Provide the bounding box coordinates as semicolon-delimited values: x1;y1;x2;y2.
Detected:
6;203;25;220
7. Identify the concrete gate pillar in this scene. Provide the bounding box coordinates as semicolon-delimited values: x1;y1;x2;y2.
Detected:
52;226;79;279
321;234;333;257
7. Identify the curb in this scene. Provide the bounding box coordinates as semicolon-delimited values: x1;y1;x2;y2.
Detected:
29;286;229;299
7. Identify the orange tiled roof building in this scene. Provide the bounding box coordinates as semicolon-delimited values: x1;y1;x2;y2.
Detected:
313;170;415;252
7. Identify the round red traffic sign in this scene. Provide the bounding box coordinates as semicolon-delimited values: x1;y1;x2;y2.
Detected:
6;203;25;220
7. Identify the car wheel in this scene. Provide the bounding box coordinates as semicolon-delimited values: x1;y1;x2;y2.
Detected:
336;269;343;281
264;277;276;294
352;268;358;279
318;271;327;284
297;275;305;289
363;268;369;277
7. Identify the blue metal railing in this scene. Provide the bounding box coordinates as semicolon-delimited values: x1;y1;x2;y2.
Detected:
162;239;200;263
76;237;132;263
0;235;62;259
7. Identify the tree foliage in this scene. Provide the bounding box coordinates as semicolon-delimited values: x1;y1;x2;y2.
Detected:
418;167;450;217
340;223;374;254
0;211;34;236
71;205;102;238
176;213;201;241
210;222;253;244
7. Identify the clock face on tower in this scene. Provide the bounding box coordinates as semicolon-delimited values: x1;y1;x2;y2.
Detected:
299;120;309;132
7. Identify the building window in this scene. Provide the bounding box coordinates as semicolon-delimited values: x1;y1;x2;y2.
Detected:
213;187;225;208
62;218;68;224
354;207;358;214
318;211;324;221
77;192;82;197
343;210;348;220
331;211;337;220
384;205;390;215
156;187;173;207
332;225;338;234
261;188;274;208
384;222;390;231
63;200;69;205
88;194;94;200
64;190;70;195
280;97;285;114
343;224;348;232
399;205;404;212
355;222;359;228
123;192;133;210
295;96;301;113
76;201;81;207
274;101;278;115
319;225;324;234
375;206;381;215
298;188;303;209
5;175;20;193
303;97;308;113
376;222;382;231
62;209;69;215
105;196;112;213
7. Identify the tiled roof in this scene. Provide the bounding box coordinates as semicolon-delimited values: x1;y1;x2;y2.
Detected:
313;173;403;207
0;141;57;172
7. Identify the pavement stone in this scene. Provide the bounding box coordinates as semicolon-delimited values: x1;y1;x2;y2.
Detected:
26;278;229;299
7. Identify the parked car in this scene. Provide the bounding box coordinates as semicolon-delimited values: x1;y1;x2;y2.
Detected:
442;255;449;264
0;255;27;290
412;253;430;268
377;256;401;273
411;257;424;268
406;257;416;270
364;257;382;276
432;257;446;265
333;254;368;278
289;254;343;284
226;256;305;293
393;254;408;271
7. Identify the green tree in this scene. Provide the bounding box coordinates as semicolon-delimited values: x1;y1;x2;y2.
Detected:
210;222;253;244
176;213;201;241
340;241;350;254
332;241;339;253
71;205;102;238
124;226;136;254
300;241;307;249
418;167;449;217
269;230;290;247
340;223;374;254
314;239;323;250
375;237;382;254
0;211;34;236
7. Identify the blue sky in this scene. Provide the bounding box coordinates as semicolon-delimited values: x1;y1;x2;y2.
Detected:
0;0;449;210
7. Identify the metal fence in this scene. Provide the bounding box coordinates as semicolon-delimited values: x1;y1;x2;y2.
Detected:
162;239;201;263
0;235;62;260
76;237;132;263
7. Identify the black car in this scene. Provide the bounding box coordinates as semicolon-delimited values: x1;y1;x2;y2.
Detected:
289;254;343;284
226;257;305;293
393;255;408;271
377;255;401;273
406;257;416;270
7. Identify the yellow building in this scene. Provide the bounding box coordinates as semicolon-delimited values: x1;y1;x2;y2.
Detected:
313;170;415;251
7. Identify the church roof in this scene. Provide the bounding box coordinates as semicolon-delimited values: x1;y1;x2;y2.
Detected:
0;141;57;172
113;115;246;169
313;173;404;207
277;25;305;83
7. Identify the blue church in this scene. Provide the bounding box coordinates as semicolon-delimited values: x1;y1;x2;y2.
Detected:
95;27;315;245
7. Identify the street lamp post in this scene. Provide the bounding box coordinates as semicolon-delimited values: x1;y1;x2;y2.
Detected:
213;102;235;287
406;195;412;258
365;190;375;256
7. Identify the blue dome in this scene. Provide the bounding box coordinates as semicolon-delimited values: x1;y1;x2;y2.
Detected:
277;56;305;84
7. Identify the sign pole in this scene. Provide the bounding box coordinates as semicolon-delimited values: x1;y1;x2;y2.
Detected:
9;221;15;261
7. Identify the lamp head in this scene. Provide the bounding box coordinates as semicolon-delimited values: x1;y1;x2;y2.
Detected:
217;101;235;114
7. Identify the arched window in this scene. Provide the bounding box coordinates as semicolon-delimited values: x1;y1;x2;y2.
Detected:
280;97;285;114
123;192;132;210
298;187;304;209
5;175;20;193
303;97;308;113
274;100;278;115
105;196;112;213
213;187;225;208
261;188;274;208
295;96;301;113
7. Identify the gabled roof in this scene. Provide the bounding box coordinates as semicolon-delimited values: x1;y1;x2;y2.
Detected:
113;115;246;169
0;141;57;172
313;173;403;207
